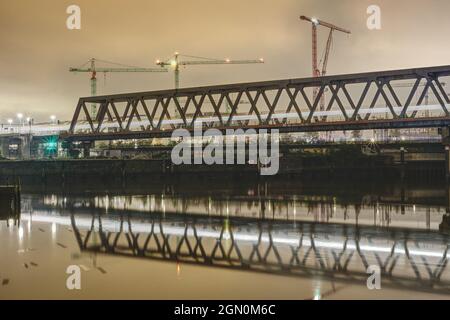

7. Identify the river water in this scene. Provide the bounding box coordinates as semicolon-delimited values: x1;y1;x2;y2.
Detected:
1;178;450;299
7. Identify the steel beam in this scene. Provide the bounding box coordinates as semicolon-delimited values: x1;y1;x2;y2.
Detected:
66;65;450;141
62;117;450;142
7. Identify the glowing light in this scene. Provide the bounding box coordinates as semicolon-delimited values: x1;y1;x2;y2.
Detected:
313;280;322;300
17;113;23;120
170;60;177;67
311;17;319;25
43;136;59;154
259;58;264;62
225;58;231;63
18;226;24;240
52;222;57;235
7;119;12;125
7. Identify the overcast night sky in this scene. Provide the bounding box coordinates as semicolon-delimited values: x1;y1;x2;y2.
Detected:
1;0;450;122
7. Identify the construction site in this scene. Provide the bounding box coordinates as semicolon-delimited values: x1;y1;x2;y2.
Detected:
1;0;450;304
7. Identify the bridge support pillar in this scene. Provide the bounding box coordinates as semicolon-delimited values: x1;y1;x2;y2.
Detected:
20;135;32;160
0;137;8;158
79;141;93;158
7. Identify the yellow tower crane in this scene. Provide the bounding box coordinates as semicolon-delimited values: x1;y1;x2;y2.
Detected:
70;58;168;118
155;52;264;90
155;52;264;114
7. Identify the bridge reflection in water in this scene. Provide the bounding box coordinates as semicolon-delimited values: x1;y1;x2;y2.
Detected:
67;211;450;294
18;183;450;295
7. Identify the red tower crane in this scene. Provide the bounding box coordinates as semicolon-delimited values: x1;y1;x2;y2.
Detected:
300;16;351;110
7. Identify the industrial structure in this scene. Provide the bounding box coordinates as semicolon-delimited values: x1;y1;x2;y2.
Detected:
69;58;168;117
66;65;450;140
155;52;264;89
2;65;450;166
300;15;351;110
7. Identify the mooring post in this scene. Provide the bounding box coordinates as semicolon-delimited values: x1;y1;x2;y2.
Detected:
400;147;406;181
440;182;450;232
445;146;450;181
447;183;450;213
440;127;450;181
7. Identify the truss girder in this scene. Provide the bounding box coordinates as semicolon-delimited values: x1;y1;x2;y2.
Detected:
68;65;450;138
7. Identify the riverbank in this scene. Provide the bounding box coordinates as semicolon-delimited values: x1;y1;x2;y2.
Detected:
0;154;444;187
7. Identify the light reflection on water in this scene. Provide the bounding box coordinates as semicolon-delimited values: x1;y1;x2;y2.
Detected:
17;205;450;295
30;192;448;230
2;181;450;299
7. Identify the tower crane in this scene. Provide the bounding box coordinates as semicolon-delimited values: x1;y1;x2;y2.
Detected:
300;16;351;110
69;58;168;117
155;52;264;90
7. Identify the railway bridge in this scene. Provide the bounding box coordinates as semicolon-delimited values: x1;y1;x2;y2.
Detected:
64;65;450;141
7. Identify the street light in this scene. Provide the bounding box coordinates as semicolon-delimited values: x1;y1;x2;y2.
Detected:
16;113;24;133
26;117;33;134
7;119;13;133
50;115;56;124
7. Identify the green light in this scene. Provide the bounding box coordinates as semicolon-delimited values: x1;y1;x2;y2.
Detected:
43;136;59;153
45;142;58;150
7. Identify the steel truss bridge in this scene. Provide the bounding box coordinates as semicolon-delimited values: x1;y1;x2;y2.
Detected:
67;212;450;293
65;65;450;141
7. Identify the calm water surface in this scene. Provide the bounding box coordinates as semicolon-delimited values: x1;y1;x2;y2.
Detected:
1;179;450;299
